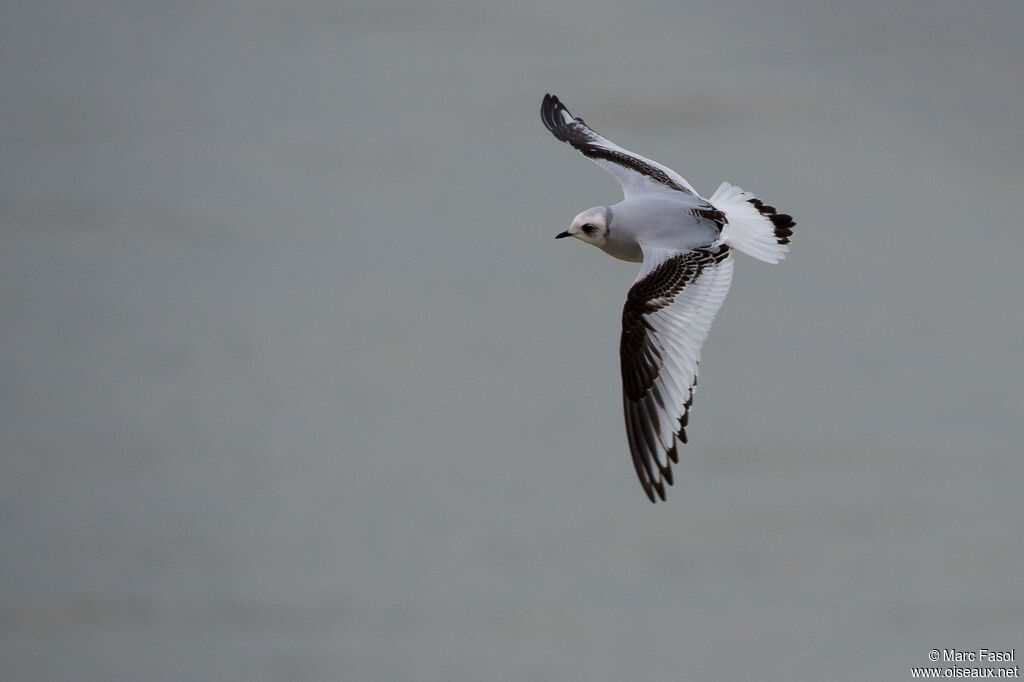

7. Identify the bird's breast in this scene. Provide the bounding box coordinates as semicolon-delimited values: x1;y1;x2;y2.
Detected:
599;235;643;262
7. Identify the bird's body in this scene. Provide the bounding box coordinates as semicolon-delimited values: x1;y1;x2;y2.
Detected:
541;94;794;502
607;194;720;261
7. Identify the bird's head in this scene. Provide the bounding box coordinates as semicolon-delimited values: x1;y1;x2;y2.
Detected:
556;207;610;247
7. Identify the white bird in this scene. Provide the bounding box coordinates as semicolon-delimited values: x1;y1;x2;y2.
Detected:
541;94;794;502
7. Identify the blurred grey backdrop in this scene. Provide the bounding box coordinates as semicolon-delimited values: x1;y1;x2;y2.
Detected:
2;1;1022;680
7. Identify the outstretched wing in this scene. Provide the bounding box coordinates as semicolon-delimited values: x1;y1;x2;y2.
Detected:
620;244;734;502
541;93;700;199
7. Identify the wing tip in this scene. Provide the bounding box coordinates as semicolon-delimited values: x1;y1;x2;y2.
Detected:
648;477;667;503
544;93;585;144
639;449;675;504
540;93;575;142
637;444;695;502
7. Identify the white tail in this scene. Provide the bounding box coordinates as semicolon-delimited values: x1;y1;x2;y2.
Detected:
710;182;794;264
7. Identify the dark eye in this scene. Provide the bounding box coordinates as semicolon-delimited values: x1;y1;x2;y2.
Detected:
581;223;595;234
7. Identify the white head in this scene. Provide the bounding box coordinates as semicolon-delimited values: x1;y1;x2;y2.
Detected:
555;206;610;247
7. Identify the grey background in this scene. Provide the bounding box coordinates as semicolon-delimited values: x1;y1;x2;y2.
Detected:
2;1;1022;680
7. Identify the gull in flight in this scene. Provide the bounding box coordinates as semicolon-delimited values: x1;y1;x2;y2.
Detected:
541;93;794;502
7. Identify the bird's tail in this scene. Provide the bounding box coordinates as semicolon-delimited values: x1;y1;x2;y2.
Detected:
710;182;794;264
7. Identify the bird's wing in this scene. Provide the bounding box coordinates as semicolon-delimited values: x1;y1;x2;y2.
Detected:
620;243;734;502
541;93;700;199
